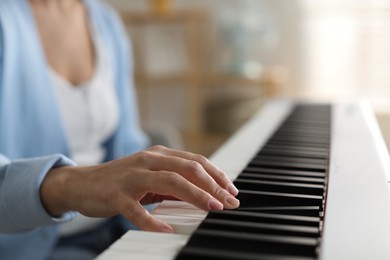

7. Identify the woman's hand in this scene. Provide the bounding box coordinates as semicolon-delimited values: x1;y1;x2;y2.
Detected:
40;145;239;233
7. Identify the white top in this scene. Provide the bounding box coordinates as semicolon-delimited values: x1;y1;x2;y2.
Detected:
50;25;119;236
51;30;119;166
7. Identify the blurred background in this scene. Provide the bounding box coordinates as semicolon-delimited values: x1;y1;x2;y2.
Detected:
107;0;390;156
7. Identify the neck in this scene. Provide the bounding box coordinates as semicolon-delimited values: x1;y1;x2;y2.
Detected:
29;0;82;11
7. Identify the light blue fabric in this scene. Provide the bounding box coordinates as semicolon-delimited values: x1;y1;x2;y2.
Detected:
0;0;150;259
0;155;77;260
0;155;77;233
0;0;149;160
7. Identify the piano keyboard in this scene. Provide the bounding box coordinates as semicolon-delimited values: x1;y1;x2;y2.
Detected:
174;104;330;260
97;100;390;260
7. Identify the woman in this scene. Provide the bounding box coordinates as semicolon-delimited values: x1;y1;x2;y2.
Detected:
0;0;239;259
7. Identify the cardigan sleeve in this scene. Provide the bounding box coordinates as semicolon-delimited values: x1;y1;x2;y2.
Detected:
0;15;3;93
91;1;150;160
0;154;77;233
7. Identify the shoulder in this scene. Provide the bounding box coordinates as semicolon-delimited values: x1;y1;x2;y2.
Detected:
0;0;23;75
85;0;130;56
0;0;41;55
85;0;132;72
85;0;126;35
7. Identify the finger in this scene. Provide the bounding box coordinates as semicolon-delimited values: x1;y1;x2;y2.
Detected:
150;146;238;196
144;171;230;211
140;193;178;205
120;200;174;233
147;155;239;209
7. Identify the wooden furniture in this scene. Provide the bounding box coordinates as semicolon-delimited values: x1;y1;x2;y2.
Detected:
120;10;283;156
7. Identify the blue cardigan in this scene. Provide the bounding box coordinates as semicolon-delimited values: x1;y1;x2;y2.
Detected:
0;0;149;259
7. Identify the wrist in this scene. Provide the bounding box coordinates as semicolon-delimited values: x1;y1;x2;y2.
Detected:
40;166;81;216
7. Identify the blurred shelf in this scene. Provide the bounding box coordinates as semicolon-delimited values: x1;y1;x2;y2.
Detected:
134;70;283;93
134;73;201;86
121;10;206;24
121;10;285;156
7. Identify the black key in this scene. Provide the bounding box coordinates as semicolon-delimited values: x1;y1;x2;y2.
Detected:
234;179;325;196
253;155;327;165
268;135;329;146
238;172;325;185
176;246;315;260
259;148;328;160
272;131;330;139
236;190;323;209
182;229;318;257
199;218;320;237
242;167;326;178
208;210;320;227
236;206;322;217
248;159;327;172
263;144;329;154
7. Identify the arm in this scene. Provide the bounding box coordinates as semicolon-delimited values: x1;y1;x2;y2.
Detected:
41;145;239;233
0;154;77;233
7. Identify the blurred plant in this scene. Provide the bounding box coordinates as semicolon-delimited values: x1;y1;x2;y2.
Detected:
216;0;279;79
150;0;174;16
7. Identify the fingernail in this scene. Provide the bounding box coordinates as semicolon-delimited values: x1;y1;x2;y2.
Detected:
227;183;239;196
161;223;174;233
225;194;240;208
208;198;224;211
